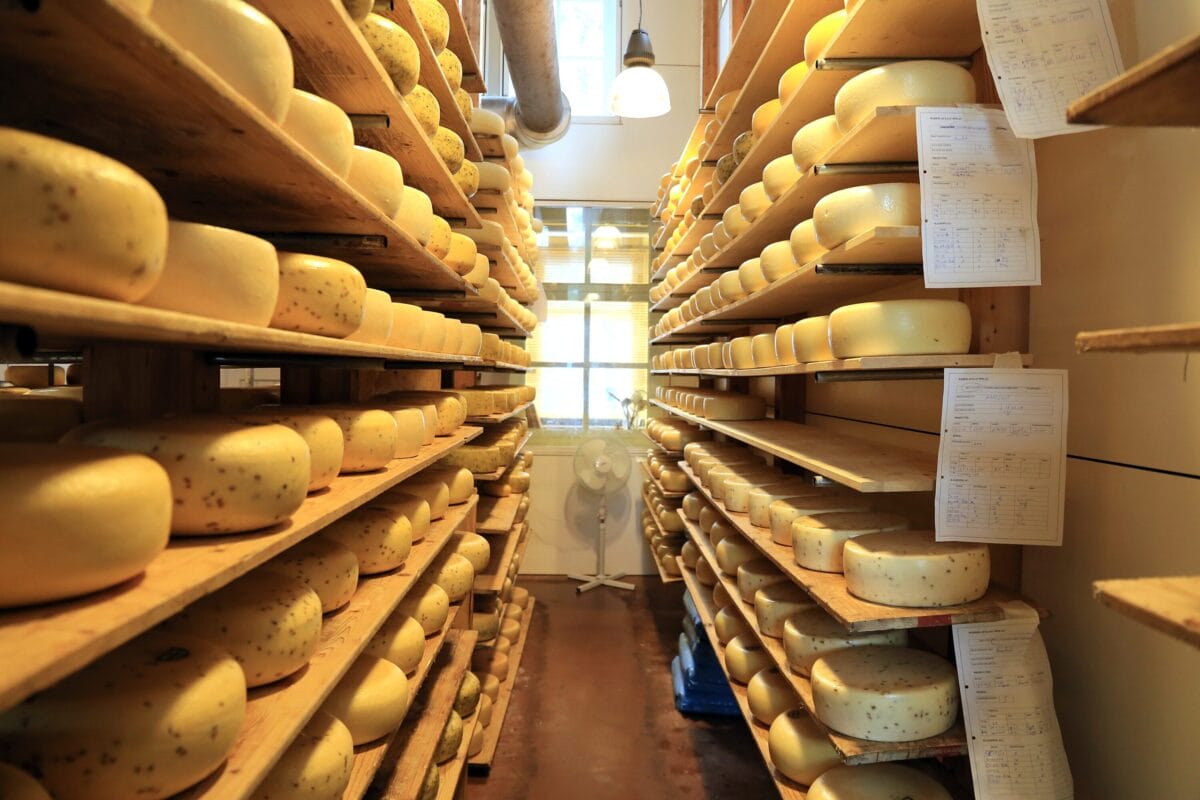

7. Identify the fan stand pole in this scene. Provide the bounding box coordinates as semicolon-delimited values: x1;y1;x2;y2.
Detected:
569;495;635;593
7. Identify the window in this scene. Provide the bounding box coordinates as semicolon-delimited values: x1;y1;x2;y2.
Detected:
527;207;652;432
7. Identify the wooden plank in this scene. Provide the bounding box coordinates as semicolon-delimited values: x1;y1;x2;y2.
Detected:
476;492;525;534
639;458;689;499
1093;577;1200;649
438;0;487;93
342;601;468;800
1075;322;1200;353
402;291;532;337
467;598;534;766
251;0;483;223
0;0;474;290
823;0;983;60
1067;31;1200;127
375;628;478;799
434;705;479;799
649;399;935;493
181;498;477;799
473;522;523;592
702;0;721;103
0;426;481;713
476;199;532;266
704;0;793;109
465;402;533;424
652;353;1034;378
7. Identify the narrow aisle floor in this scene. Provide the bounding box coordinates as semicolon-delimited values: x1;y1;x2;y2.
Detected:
469;576;777;800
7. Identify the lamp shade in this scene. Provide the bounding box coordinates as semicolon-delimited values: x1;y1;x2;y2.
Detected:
610;65;671;118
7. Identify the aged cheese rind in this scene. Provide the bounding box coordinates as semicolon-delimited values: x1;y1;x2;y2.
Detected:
792;511;909;573
842;530;990;607
767;709;841;786
782;607;909;677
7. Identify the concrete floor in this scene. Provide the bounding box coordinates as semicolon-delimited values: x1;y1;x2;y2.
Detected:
468;576;776;800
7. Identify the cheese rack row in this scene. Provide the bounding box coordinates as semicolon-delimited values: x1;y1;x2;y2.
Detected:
652;353;1034;380
641;488;685;585
474;522;529;593
639;457;689;498
468;598;536;769
469;430;534;480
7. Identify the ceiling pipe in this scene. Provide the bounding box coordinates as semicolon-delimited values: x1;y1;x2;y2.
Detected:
482;0;571;149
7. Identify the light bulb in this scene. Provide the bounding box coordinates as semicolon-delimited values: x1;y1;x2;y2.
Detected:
610;66;671;119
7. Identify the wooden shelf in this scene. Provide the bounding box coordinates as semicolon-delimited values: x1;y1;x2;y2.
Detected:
466;401;534;425
474;242;536;300
703;0;793;109
822;0;982;60
677;563;808;798
373;627;479;799
342;600;469;800
438;0;486;93
476;492;526;534
181;497;477;799
474;522;526;593
653;116;713;220
681;517;970;765
651;400;935;493
1093;576;1200;648
1075;322;1200;353
405;291;532;337
639;458;689;499
653;227;923;342
642;490;684;585
653;353;1033;379
680;461;1036;632
469;431;532;481
434;707;480;799
475;194;533;266
0;425;481;713
250;0;482;224
468;597;535;767
1067;32;1200;127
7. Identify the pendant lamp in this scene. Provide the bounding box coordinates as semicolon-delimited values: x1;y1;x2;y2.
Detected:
610;0;670;118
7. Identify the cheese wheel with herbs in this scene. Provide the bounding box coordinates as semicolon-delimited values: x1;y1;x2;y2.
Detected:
0;444;171;607
456;670;482;717
320;506;412;574
426;215;453;260
346;145;405;217
812;182;921;250
793;511;910;573
763;154;802;200
715;534;760;576
451;531;492;573
733;130;756;163
252;712;353;800
725;635;773;684
768;494;872;546
0;631;246;800
433;710;464;764
768;709;841;786
804;9;847;66
755;581;816;638
843;530;990;607
360;13;420;94
271;252;367;338
737;558;788;603
398;580;450;634
835;60;977;134
232;410;345;493
418;466;476;504
453;159;480;197
808;764;953;800
411;0;450;52
165;570;323;687
433;126;465;173
811;646;959;741
747;666;798;725
782;607;909;676
792;315;834;362
828;299;972;358
366;613;426;674
428;552;475;602
438;48;464;92
321;655;410;744
371;490;431;543
266;536;359;613
405;83;440;137
739;181;772;221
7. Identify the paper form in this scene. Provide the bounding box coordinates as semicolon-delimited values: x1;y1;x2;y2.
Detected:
976;0;1124;139
935;369;1067;545
917;107;1041;288
953;603;1073;800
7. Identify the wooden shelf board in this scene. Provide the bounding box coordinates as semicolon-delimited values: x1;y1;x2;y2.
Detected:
437;0;486;93
650;290;690;312
404;291;532;337
650;399;935;493
476;492;525;534
181;498;477;799
474;522;524;593
677;563;808;798
663;216;720;262
251;0;483;224
652;353;1033;378
341;600;468;800
0;425;481;713
0;1;474;292
435;707;480;799
474;194;531;265
1075;322;1200;353
474;242;533;297
653;227;923;342
822;0;983;60
703;0;794;109
466;401;534;424
468;597;535;767
639;458;689;499
1067;31;1200;127
1093;576;1200;648
375;627;479;799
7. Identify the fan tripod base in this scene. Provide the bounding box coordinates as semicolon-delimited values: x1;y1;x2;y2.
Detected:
568;571;635;593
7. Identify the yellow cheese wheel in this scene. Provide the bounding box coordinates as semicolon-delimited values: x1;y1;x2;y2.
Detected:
419;465;476;504
0;763;50;800
738;257;768;295
469;108;505;136
480;673;501;704
828;300;972;358
760;239;799;282
454;671;482;720
433;709;464;764
809;764;953;800
715;534;760;576
231;410;345;493
713;605;749;645
747;666;798;725
360;13;420;94
346;288;396;346
419;765;440;800
768;709;841;786
723;204;751;237
378;391;466;434
843;530;990;607
792;114;843;172
320;506;412;574
712;582;734;610
763;150;802;200
455;88;473;122
467;721;485;757
782;607;908;676
425;215;453;260
768;494;872;546
271;252;367;337
266;536;359;613
152;0;293;121
252;712;354;800
405;83;441;137
793;511;910;573
399;580;451;634
319;407;399;473
433;126;465;173
778;61;809;105
342;0;372;23
473;608;500;641
411;0;450;52
835;60;977;134
394;186;435;245
725;634;773;684
347;145;405;218
428;551;475;601
438;48;464;93
788;315;832;363
0;631;246;800
804;10;847;66
501;614;523;640
320;655;411;744
366;613;426;675
0;444;170;607
773;324;798;366
384;407;425;458
752;99;782;138
451;531;492;572
813;182;921;250
737;558;788;603
386;302;424;350
472;646;510;680
739;181;772;221
789;218;828;267
754;581;816;638
695;556;718;586
4;364;65;388
65;417;310;535
454;159;480;197
417;310;448;353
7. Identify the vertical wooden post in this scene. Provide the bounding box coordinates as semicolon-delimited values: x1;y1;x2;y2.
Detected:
462;0;483;63
731;0;750;34
83;343;219;420
701;0;720;101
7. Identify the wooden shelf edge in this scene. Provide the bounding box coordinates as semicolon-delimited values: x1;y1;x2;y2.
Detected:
467;597;534;767
652;354;1034;378
474;522;524;592
1067;31;1200;127
1075;322;1200;353
1093;576;1200;649
476;492;525;534
466;401;534;424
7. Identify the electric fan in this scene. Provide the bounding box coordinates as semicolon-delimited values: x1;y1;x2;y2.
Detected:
567;437;635;593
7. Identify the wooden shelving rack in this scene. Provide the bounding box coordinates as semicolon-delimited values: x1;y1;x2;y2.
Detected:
639;457;690;499
641;488;685;585
476;492;526;535
1093;576;1200;648
466;401;535;424
474;522;528;593
468;598;536;769
438;0;486;93
1067;31;1200;127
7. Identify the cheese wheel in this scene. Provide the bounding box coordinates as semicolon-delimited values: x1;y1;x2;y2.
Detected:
398;581;450;634
347;145;405;218
386;302;424;350
752;582;812;639
752;99;782;138
420;466;476;504
366;613;426;674
843;530;990;607
782;607;909;676
739;181;772;221
253;712;353;800
345;288;395;346
473;608;500;641
811;646;959;741
0;444;170;607
790;116;841;175
745;481;818;528
769;494;872;546
763;154;802;201
425;215;452;261
321;655;411;744
772;324;798;366
167;570;322;686
405;83;440;137
464;253;490;287
428;551;475;601
394;186;435;245
360;13;420;94
712;606;750;646
419;765;439;800
738;258;768;294
480;673;501;703
808;764;953;800
453;159;480;197
472;647;510;680
828;300;972;358
791;316;834;362
378;391;466;434
737;558;787;603
714;90;738;122
433;710;464;765
723;204;751;237
0;763;50;800
813;182;921;250
789;220;827;269
469;107;504;136
371;490;431;542
681;540;700;569
232;411;345;493
682;492;704;520
793;511;910;573
439;48;464;93
747;666;798;725
271;252;367;337
456;671;482;717
805;10;847;66
411;0;450;51
768;709;841;786
459;323;484;357
733;130;756;163
321;407;399;473
0;631;245;800
433;126;465;173
152;0;293;121
760;239;798;283
725;634;773;684
266;536;359;613
454;88;473;122
65;417;310;535
500;616;522;639
835;60;977;134
778;61;809;105
451;531;492;572
723;476;781;514
714;534;760;576
716;270;747;305
467;722;485;757
659;466;691;492
712;582;734;610
320;506;412;574
695;556;718;586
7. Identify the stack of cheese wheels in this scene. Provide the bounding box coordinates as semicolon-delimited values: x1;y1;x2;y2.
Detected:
754;581;815;638
827;299;972;358
768;708;841;786
366;613;426;674
725;634;774;683
320;504;413;574
266;536;360;613
399;580;451;634
252;712;354;800
811;645;960;742
270;253;368;338
747;666;797;725
0;444;171;608
316;406;401;472
812;183;921;250
843;530;990;607
768;492;873;546
783;606;909;676
283;88;355;177
408;464;476;506
0;630;247;799
319;654;410;744
809;764;953;800
792;510;910;573
63;417;311;535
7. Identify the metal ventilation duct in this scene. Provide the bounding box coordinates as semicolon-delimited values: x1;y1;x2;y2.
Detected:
482;0;571;148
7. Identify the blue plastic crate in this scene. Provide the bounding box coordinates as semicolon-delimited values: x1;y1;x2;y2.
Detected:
672;656;740;717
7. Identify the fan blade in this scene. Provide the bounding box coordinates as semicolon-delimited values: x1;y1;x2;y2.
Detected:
579;470;606;492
